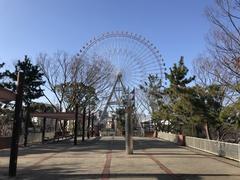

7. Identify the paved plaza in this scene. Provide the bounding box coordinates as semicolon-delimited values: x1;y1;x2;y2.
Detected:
0;136;240;180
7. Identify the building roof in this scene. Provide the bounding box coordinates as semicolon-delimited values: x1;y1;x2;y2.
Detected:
0;87;16;103
31;112;76;120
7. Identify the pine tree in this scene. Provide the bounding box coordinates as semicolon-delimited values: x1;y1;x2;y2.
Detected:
5;55;45;146
165;56;195;134
5;56;45;105
190;85;225;139
0;62;5;84
165;56;195;90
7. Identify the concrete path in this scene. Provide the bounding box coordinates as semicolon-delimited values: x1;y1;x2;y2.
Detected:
0;136;239;180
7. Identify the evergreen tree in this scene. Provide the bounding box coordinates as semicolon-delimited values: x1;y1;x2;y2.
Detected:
0;62;5;84
5;56;45;105
5;56;45;146
165;56;195;134
190;85;224;139
219;100;240;142
165;56;195;90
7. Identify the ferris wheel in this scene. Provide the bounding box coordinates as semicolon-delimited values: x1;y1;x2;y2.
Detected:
78;31;166;124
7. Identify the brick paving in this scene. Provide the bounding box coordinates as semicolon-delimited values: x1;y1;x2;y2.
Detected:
0;136;240;180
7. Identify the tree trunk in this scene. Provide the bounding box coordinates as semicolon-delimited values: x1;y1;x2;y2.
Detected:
24;105;30;147
153;124;158;138
82;107;86;142
154;130;158;138
167;123;170;133
195;125;201;137
54;119;58;133
87;108;90;139
203;122;211;139
63;120;68;136
91;114;94;137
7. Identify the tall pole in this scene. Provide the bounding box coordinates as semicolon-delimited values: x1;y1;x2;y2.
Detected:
125;103;133;154
87;107;91;139
91;113;94;137
74;104;78;145
9;72;24;177
82;107;86;142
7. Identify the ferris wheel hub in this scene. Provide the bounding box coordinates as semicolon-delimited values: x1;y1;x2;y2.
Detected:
117;72;123;79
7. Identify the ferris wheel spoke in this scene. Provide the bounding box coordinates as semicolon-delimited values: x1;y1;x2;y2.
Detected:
78;31;165;118
134;51;156;65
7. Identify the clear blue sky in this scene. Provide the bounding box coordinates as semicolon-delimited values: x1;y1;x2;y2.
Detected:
0;0;213;72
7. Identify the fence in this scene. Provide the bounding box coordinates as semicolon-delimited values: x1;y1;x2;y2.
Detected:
158;131;240;162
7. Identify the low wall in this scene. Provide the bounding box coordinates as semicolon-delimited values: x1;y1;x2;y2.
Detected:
0;132;55;149
158;132;240;162
100;130;115;136
158;132;178;143
19;132;55;144
157;131;185;145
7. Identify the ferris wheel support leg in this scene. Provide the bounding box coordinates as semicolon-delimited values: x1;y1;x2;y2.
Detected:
125;108;133;154
99;76;119;123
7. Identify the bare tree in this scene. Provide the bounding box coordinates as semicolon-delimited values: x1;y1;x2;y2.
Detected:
37;51;72;133
193;55;220;86
193;54;240;140
70;55;113;112
206;0;240;94
38;51;113;114
37;51;72;112
72;55;113;93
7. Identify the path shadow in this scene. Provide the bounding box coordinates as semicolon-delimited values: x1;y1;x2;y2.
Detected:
0;137;102;157
0;137;222;161
1;166;240;180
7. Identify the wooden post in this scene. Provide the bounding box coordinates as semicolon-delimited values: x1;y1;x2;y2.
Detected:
9;72;24;177
82;107;86;142
74;104;78;145
42;109;46;144
87;108;90;139
91;113;94;137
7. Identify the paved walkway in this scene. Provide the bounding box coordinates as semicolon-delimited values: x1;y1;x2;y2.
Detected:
0;136;240;180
